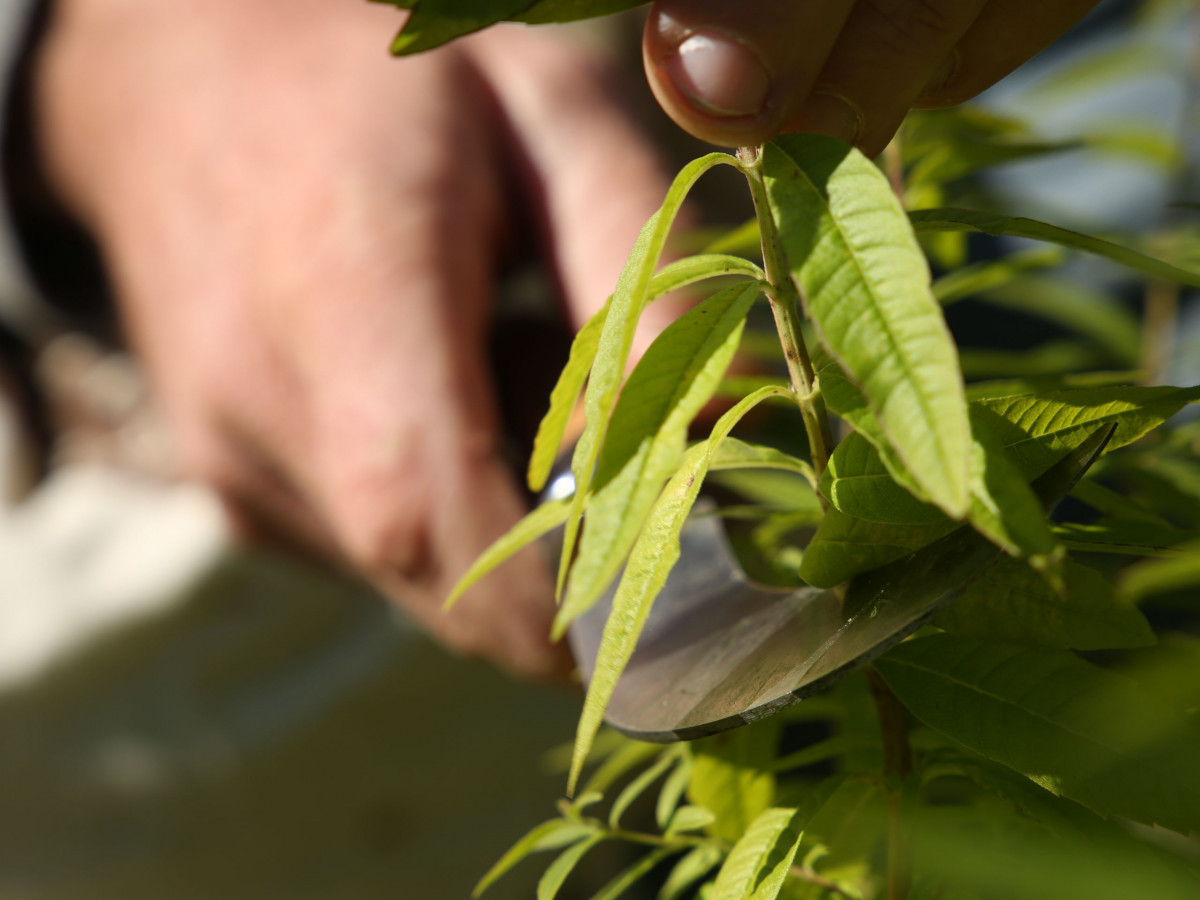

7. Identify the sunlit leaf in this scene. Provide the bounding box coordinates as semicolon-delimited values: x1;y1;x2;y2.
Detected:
667;806;718;835
567;385;791;792
559;153;739;601
935;557;1155;650
528;253;763;493
762;135;971;518
876;634;1200;834
557;281;759;634
708;438;817;488
474;818;598;897
593;847;679;900
538;835;604;900
909;208;1200;287
688;723;781;846
609;748;680;829
444;499;571;610
580;740;662;797
932;247;1066;305
1119;540;1200;605
800;508;953;589
973;385;1200;480
656;753;693;830
709;807;805;900
660;845;724;900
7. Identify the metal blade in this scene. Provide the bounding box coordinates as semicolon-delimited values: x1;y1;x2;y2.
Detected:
567;425;1115;742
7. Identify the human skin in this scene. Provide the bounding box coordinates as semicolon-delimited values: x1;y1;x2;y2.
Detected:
643;0;1100;152
34;0;679;681
33;0;1097;681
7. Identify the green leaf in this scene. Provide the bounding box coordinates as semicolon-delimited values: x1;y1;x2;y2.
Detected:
667;805;718;835
559;153;738;602
528;300;609;493
443;499;571;610
875;634;1200;834
580;740;661;797
932;247;1066;305
709;807;805;900
391;0;529;54
593;847;678;900
688;723;781;846
557;280;759;634
659;845;723;900
974;385;1200;480
474;819;598;897
567;386;791;793
794;777;888;892
656;753;693;830
527;253;762;493
708;438;817;488
609;748;680;829
762;134;971;518
799;508;953;588
909;208;1200;288
935;557;1155;650
1119;540;1200;605
538;835;605;900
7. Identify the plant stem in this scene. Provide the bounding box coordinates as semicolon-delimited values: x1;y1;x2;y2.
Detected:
1140;276;1177;385
867;667;912;900
738;146;834;477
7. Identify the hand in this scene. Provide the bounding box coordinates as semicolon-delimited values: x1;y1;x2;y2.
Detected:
34;0;676;681
642;0;1100;152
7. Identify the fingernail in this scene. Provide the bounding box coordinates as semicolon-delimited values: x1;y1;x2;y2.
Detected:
794;91;864;145
665;31;771;118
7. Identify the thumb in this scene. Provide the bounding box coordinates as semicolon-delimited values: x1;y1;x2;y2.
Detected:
643;0;855;148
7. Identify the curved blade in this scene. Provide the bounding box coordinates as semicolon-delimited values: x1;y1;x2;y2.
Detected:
567;425;1115;742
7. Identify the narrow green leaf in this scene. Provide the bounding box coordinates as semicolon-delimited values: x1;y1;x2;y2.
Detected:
538;835;605;900
444;499;571;610
656;754;694;831
557;281;759;633
474;819;598;897
935;557;1155;650
1119;540;1200;605
876;634;1200;834
709;807;804;900
528;300;609;493
528;254;761;493
667;806;717;835
592;847;678;900
932;247;1067;305
609;749;680;829
688;724;781;846
567;386;790;793
708;438;817;487
560;153;739;601
762;134;971;518
909;208;1200;287
581;740;662;797
659;845;723;900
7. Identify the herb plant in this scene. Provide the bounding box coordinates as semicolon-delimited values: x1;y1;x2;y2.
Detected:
383;3;1200;897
